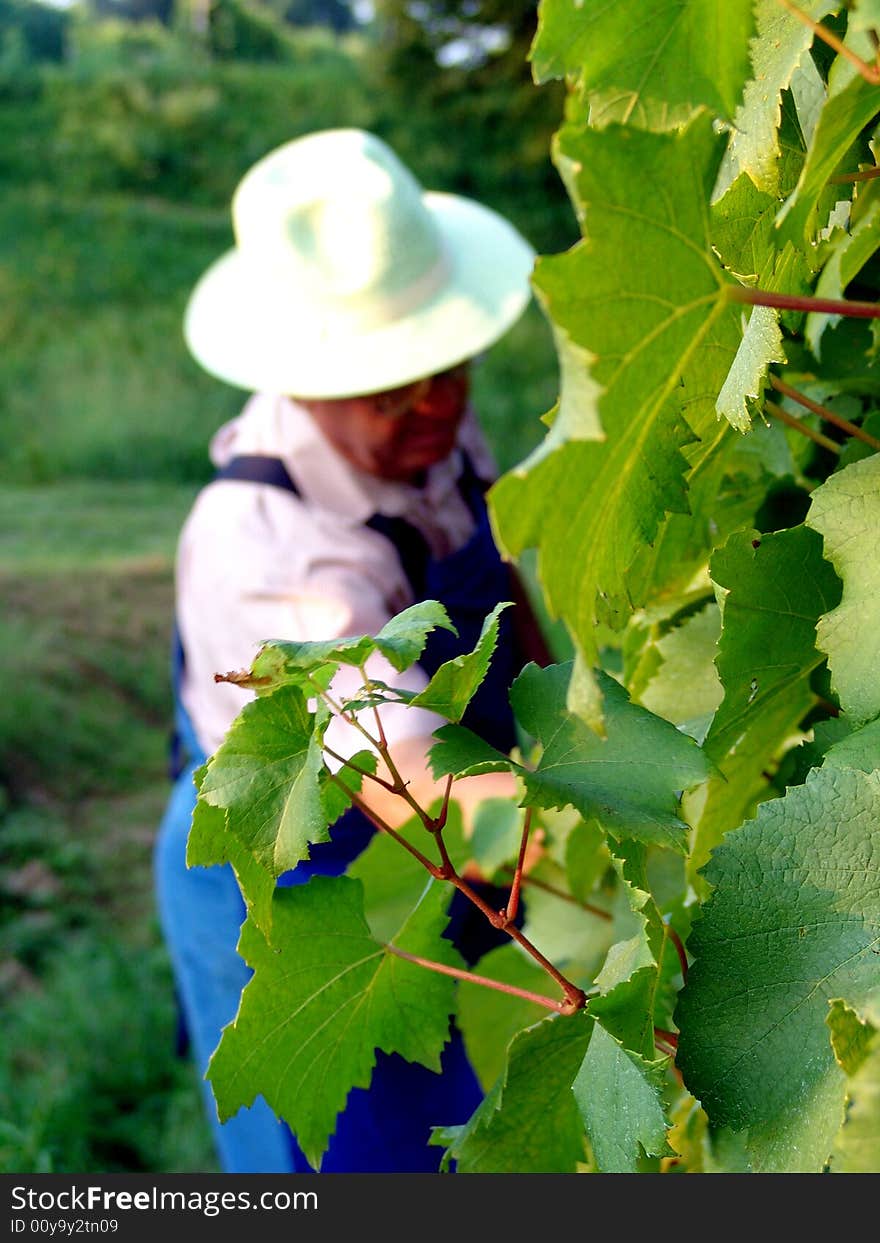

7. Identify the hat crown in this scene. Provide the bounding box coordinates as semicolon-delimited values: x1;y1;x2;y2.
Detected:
232;130;447;324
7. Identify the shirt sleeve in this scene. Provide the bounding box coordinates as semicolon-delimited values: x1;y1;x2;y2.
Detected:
176;480;445;759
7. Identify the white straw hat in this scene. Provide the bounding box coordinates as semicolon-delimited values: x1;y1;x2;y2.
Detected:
183;129;535;398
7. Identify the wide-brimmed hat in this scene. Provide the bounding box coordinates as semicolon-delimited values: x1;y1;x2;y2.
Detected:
183;129;535;398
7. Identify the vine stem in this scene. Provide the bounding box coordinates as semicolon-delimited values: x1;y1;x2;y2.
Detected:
764;399;842;454
501;867;612;922
775;0;880;83
329;777;441;875
384;945;576;1014
829;166;880;184
323;744;397;792
665;924;689;982
503;808;533;924
332;777;588;1013
728;285;880;320
770;375;880;451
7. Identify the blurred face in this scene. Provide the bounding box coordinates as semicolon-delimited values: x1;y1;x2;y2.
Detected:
300;363;470;483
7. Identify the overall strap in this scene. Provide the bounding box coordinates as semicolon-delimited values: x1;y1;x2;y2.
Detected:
214;454;300;493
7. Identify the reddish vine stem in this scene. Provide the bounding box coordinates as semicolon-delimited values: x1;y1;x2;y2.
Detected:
665;924;689;982
502;867;612;922
829;166;880;184
770;375;880;451
504;808;533;924
323;744;397;793
765;399;842;454
331;778;441;875
775;0;880;83
728;285;880;320
384;945;574;1014
333;770;587;1012
430;774;455;833
654;1028;679;1059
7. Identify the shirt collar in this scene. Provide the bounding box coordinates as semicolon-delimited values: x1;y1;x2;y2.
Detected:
208;393;468;523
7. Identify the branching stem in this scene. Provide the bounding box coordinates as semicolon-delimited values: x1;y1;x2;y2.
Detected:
829;166;880;184
665;924;689;982
770;375;880;451
765;399;842;454
332;779;441;875
323;744;396;793
384;945;575;1014
728;285;880;320
775;0;880;83
503;808;533;924
502;867;612;922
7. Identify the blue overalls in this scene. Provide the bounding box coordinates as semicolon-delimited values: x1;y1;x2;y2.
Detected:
154;453;524;1173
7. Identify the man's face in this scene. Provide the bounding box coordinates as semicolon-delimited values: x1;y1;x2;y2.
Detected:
302;363;470;483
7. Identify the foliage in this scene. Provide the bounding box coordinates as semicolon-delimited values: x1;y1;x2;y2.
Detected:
185;0;880;1174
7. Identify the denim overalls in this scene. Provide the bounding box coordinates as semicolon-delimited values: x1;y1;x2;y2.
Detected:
154;453;524;1172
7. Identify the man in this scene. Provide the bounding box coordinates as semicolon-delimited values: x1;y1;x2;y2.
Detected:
155;128;545;1173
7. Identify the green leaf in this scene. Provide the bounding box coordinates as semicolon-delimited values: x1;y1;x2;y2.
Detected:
510;663;713;854
676;766;880;1167
573;1022;674;1172
638;603;723;741
688;526;841;882
716;305;786;431
823;715;880;772
252;600;457;691
348;803;468;944
806;454;880;725
198;686;329;875
469;798;524;879
851;0;880;29
531;0;755;123
457;945;552;1092
428;724;513;780
827;998;876;1076
409;602;511;721
187;765;277;937
491;116;744;701
207;875;461;1170
777;73;880;246
807;182;880;357
829;1036;880;1172
435;1014;591;1173
717;0;839;195
587;845;668;1058
320;749;377;824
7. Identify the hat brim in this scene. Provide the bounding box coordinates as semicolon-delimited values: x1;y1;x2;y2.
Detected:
183;192;535;399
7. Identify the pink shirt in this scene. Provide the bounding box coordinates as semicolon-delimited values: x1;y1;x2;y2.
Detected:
176;393;498;760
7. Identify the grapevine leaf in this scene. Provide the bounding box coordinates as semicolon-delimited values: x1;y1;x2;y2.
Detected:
434;1014;591;1173
207;875;461;1170
829;1035;880;1172
688;526;841;883
823;716;880;772
510;663;713;854
409;602;512;722
777;73;880;245
806;454;880;725
251;600;457;691
851;0;880;29
531;0;755;123
347;804;468;944
457;945;551;1092
807;181;880;356
743;1067;847;1172
428;724;513;780
587;845;667;1059
187;765;277;937
491;116;744;711
638;603;723;743
469;798;523;879
676;767;880;1163
572;1022;674;1173
320;749;377;824
717;0;838;196
198;686;329;875
827;998;876;1076
716;306;786;431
